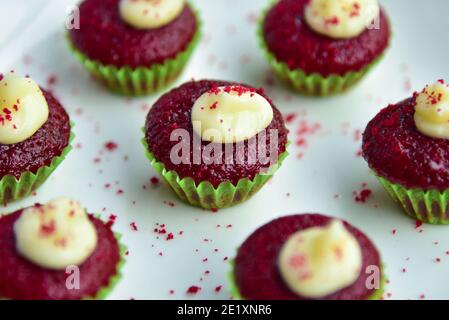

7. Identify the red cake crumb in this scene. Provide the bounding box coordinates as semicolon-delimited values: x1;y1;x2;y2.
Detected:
0;90;70;180
150;176;160;185
145;80;288;187
104;141;118;152
69;0;198;68
354;188;372;203
234;214;382;300
215;285;223;293
263;0;390;76
186;286;201;295
130;222;138;231
0;210;121;300
46;74;58;87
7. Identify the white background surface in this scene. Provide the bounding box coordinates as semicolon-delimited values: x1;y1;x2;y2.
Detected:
0;0;448;300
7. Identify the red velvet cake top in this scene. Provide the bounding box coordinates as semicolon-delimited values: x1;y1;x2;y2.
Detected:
263;0;390;76
0;210;121;300
145;80;289;188
234;214;382;300
363;96;449;190
69;0;198;68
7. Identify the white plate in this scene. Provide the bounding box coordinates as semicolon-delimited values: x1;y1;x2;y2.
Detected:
0;0;448;300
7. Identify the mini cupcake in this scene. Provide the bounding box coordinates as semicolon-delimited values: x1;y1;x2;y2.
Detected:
0;197;126;300
68;0;201;96
0;72;73;204
143;80;289;209
363;80;449;225
230;214;385;300
260;0;391;95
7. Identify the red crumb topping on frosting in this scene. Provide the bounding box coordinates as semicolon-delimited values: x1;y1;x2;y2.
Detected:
263;0;390;76
144;80;289;188
363;96;449;190
69;0;198;68
0;89;71;180
234;214;381;300
0;210;121;300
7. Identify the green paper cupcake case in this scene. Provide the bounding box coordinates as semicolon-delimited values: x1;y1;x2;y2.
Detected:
0;125;74;205
228;260;386;300
85;231;127;300
67;6;202;96
257;5;386;96
142;137;289;209
376;174;449;225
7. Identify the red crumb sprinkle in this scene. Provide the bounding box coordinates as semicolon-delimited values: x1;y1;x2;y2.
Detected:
284;113;297;124
116;189;124;195
150;176;160;186
166;232;174;241
435;258;441;263
186;286;201;295
105;141;118;151
215;285;223;293
353;188;372;203
402;268;406;273
419;294;426;300
392;229;397;235
47;74;58;86
169;290;175;295
130;222;138;231
163;200;175;207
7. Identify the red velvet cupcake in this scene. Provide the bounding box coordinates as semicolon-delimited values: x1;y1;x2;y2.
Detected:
0;73;73;204
0;198;125;300
143;79;289;209
230;214;385;300
260;0;391;95
363;80;449;224
68;0;201;96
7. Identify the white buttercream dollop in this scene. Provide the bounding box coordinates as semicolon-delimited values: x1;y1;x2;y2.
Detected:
14;197;98;270
278;220;362;298
414;80;449;139
304;0;380;39
119;0;185;29
191;85;274;143
0;73;49;145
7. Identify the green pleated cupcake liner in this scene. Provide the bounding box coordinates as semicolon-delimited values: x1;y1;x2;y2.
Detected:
257;4;386;96
228;259;386;300
142;137;289;209
0;127;74;205
67;6;202;96
85;232;127;300
376;174;449;225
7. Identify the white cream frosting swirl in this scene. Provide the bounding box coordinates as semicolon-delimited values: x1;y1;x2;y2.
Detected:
304;0;380;39
191;85;274;143
14;197;98;270
0;73;49;145
278;220;362;298
119;0;186;29
414;80;449;139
